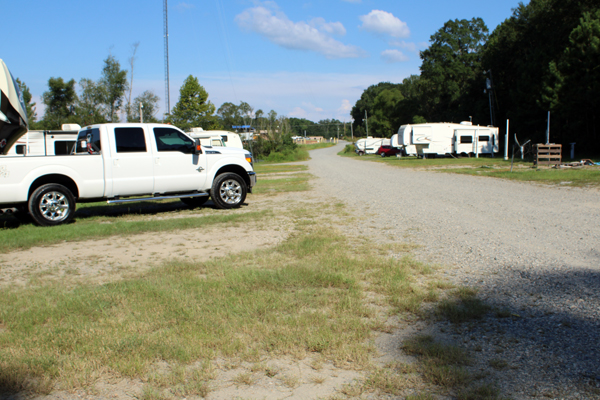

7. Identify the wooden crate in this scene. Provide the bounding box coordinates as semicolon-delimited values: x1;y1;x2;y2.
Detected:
534;144;562;166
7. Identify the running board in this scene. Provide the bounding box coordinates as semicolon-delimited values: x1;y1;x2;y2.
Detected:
107;193;209;204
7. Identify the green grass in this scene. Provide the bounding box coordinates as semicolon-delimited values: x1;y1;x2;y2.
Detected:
446;165;600;187
254;164;308;174
252;173;312;195
436;287;491;323
0;227;435;394
260;147;310;163
299;142;336;151
340;150;600;187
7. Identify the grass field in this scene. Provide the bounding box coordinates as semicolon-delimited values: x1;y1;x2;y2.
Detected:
0;155;502;399
340;149;600;188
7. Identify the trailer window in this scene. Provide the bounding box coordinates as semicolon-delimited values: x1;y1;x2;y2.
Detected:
479;136;490;142
115;127;147;153
154;127;194;153
460;136;473;144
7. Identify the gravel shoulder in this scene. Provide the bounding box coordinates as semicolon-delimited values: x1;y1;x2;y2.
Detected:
306;142;600;399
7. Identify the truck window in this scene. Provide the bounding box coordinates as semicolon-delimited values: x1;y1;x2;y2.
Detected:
75;128;101;154
54;141;75;155
115;127;147;153
154;127;194;153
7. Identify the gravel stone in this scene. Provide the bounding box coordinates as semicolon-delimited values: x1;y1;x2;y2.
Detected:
305;143;600;399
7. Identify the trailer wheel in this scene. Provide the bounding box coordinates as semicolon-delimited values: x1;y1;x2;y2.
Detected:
358;151;365;156
211;173;247;209
181;196;209;208
28;184;76;226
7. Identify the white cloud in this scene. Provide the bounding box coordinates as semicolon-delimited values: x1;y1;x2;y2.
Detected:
175;2;195;11
289;107;307;118
338;99;353;115
381;49;409;63
390;40;417;53
235;5;365;59
359;10;410;38
309;17;346;36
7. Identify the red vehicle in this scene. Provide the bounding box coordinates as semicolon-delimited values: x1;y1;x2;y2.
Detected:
376;145;402;157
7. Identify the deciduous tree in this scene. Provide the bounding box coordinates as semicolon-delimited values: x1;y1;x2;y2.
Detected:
166;75;218;131
100;55;128;122
41;77;77;129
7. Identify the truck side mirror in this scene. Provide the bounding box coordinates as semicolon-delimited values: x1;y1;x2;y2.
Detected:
194;139;202;155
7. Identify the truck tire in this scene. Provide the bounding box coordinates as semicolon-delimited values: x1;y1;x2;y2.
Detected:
181;196;209;208
211;173;247;209
28;184;76;226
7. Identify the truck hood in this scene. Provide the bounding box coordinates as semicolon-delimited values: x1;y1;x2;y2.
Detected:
0;59;28;155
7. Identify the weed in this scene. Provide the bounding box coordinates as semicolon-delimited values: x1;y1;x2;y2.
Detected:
280;374;300;388
233;372;254;386
457;383;502;400
489;359;508;370
436;287;491;322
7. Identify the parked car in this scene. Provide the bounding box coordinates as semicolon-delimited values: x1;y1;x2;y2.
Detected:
376;145;402;157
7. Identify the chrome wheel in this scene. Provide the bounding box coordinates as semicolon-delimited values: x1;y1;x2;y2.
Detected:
39;191;71;222
219;179;242;205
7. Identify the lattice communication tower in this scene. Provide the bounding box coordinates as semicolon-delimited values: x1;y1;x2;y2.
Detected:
163;0;170;115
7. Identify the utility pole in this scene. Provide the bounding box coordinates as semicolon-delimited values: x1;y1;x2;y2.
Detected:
139;103;144;123
163;0;170;117
365;110;369;137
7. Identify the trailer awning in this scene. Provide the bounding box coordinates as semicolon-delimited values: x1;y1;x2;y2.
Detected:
0;59;28;155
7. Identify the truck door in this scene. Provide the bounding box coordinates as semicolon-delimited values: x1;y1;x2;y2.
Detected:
152;127;207;193
109;126;154;196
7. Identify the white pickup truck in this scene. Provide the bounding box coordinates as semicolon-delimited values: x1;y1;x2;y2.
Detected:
0;59;256;226
0;123;257;226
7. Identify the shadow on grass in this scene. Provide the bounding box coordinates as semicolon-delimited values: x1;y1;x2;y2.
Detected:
0;199;226;229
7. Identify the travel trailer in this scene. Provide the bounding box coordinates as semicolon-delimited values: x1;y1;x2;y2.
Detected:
354;137;389;155
391;122;499;157
188;128;244;149
4;124;80;156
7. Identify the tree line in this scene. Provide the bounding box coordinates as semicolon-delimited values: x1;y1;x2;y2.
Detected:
17;55;346;143
351;0;600;154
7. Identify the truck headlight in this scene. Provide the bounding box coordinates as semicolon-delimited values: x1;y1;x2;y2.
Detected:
245;152;253;166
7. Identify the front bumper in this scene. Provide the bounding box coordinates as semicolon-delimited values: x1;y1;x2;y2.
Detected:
248;171;257;193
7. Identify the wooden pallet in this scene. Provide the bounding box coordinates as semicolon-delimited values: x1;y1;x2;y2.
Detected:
534;144;562;166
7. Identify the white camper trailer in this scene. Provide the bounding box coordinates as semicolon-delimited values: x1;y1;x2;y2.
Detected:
391;122;499;157
354;137;389;155
188;128;244;149
4;124;80;156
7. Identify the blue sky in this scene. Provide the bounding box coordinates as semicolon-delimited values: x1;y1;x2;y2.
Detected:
3;0;525;123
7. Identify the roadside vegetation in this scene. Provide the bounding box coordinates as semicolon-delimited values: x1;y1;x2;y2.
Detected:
341;149;600;188
1;155;506;399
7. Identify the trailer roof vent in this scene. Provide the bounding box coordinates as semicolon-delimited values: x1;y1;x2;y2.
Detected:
61;124;81;131
459;121;472;125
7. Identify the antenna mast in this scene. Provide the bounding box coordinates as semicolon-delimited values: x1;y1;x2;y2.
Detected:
163;0;170;116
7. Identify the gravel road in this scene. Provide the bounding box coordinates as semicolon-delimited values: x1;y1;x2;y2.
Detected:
306;142;600;399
